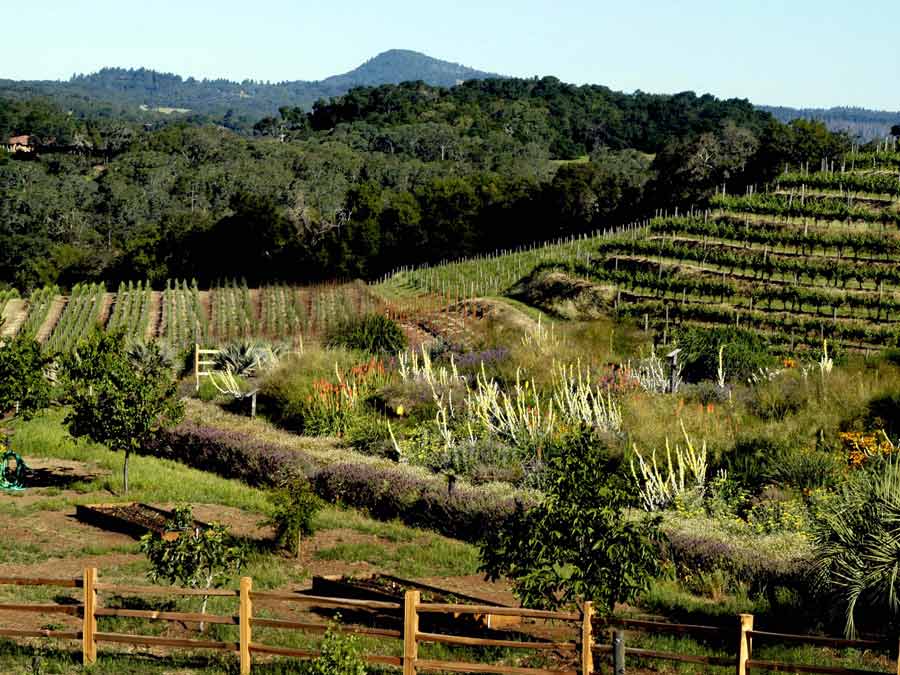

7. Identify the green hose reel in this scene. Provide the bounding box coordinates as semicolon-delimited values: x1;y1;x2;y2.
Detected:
0;440;27;491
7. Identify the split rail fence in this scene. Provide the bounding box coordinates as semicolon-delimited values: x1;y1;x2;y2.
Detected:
0;569;898;674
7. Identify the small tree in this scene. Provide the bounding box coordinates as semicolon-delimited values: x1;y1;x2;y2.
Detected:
264;476;322;557
890;125;900;139
480;429;661;613
0;337;52;422
61;331;183;492
309;622;367;675
140;506;245;631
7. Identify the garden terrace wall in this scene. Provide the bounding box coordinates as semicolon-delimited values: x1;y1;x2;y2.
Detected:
146;422;535;542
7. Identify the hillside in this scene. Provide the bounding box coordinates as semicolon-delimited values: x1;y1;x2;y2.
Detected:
760;104;900;141
0;49;499;120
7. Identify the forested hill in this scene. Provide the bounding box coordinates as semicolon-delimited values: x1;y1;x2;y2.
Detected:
760;105;900;142
0;76;855;293
0;50;498;123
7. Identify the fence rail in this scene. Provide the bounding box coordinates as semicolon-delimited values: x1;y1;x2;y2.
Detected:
0;569;897;674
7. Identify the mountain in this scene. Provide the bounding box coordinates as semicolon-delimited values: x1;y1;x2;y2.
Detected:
0;50;500;122
758;105;900;142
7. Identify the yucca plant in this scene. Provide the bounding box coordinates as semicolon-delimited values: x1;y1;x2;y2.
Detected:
812;456;900;637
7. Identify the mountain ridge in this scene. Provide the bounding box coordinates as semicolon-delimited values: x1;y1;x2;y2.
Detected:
0;49;500;120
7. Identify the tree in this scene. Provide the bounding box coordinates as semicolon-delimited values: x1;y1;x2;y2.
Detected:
0;337;52;421
264;477;322;557
140;506;245;631
890;125;900;139
479;430;661;613
61;331;183;492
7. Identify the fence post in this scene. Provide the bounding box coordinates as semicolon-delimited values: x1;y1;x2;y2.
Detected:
612;628;625;674
82;567;97;666
194;343;200;392
403;590;420;675
581;601;594;674
240;576;252;675
737;613;754;675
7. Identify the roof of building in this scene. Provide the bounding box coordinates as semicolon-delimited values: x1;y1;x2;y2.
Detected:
7;135;31;145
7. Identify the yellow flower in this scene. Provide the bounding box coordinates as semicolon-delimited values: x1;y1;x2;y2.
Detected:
396;405;406;417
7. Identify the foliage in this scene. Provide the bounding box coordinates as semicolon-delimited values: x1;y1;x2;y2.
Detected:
139;505;245;629
675;326;773;383
631;421;708;512
264;477;322;557
812;459;900;637
305;623;367;675
60;331;184;491
0;337;51;420
480;429;661;613
327;313;407;354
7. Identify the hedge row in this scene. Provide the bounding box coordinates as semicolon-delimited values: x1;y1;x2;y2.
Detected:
145;421;534;542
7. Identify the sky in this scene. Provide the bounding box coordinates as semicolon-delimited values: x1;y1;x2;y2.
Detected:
3;0;899;110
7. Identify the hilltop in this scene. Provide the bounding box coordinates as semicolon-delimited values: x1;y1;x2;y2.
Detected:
760;104;900;141
0;49;499;119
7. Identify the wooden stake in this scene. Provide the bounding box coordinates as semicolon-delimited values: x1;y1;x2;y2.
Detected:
82;567;98;666
240;576;252;674
581;602;594;675
737;613;754;675
613;628;625;675
403;590;420;675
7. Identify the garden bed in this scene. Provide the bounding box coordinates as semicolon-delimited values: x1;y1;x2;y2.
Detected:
311;573;521;628
74;502;207;539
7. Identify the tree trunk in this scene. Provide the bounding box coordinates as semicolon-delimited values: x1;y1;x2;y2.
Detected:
296;531;302;559
123;451;130;493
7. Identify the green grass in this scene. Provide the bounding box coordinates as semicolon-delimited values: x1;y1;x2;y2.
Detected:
314;536;479;578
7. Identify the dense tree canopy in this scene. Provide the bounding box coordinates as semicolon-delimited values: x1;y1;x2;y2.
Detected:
0;79;853;291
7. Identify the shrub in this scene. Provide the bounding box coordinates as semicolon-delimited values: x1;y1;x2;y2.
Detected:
480;429;661;613
675;326;772;383
745;371;811;421
812;459;900;637
264;477;322;557
306;623;366;675
145;421;534;544
327;314;407;354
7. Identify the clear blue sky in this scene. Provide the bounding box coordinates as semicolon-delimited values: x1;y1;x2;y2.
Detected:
4;0;899;110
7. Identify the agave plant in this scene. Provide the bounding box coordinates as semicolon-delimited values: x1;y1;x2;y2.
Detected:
215;341;284;376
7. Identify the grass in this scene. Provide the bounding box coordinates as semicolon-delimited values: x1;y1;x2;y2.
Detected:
314;536;479;578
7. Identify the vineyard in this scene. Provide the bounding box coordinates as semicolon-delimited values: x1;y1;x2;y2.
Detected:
0;280;389;354
376;144;900;353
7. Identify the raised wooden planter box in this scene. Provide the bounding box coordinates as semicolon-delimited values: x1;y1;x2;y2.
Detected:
75;503;207;539
311;574;521;629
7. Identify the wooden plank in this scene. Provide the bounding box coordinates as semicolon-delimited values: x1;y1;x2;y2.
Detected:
249;590;400;610
416;631;576;651
416;603;578;621
240;576;251;675
94;608;238;625
0;603;81;615
738;613;754;675
415;659;576;674
94;631;236;651
249;642;403;666
0;628;80;640
252;617;401;639
0;576;82;588
624;646;735;667
747;660;892;675
603;617;726;637
749;630;885;649
94;584;237;597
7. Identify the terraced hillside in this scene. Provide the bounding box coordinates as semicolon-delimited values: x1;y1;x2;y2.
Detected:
0;280;387;353
380;147;900;353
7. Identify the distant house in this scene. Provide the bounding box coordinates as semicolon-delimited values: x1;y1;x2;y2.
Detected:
5;135;35;154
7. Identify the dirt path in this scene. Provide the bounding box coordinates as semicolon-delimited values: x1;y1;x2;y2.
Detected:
145;290;162;340
97;292;114;329
35;296;67;344
0;299;27;338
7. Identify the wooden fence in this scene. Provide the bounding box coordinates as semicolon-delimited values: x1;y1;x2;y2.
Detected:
0;569;898;674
